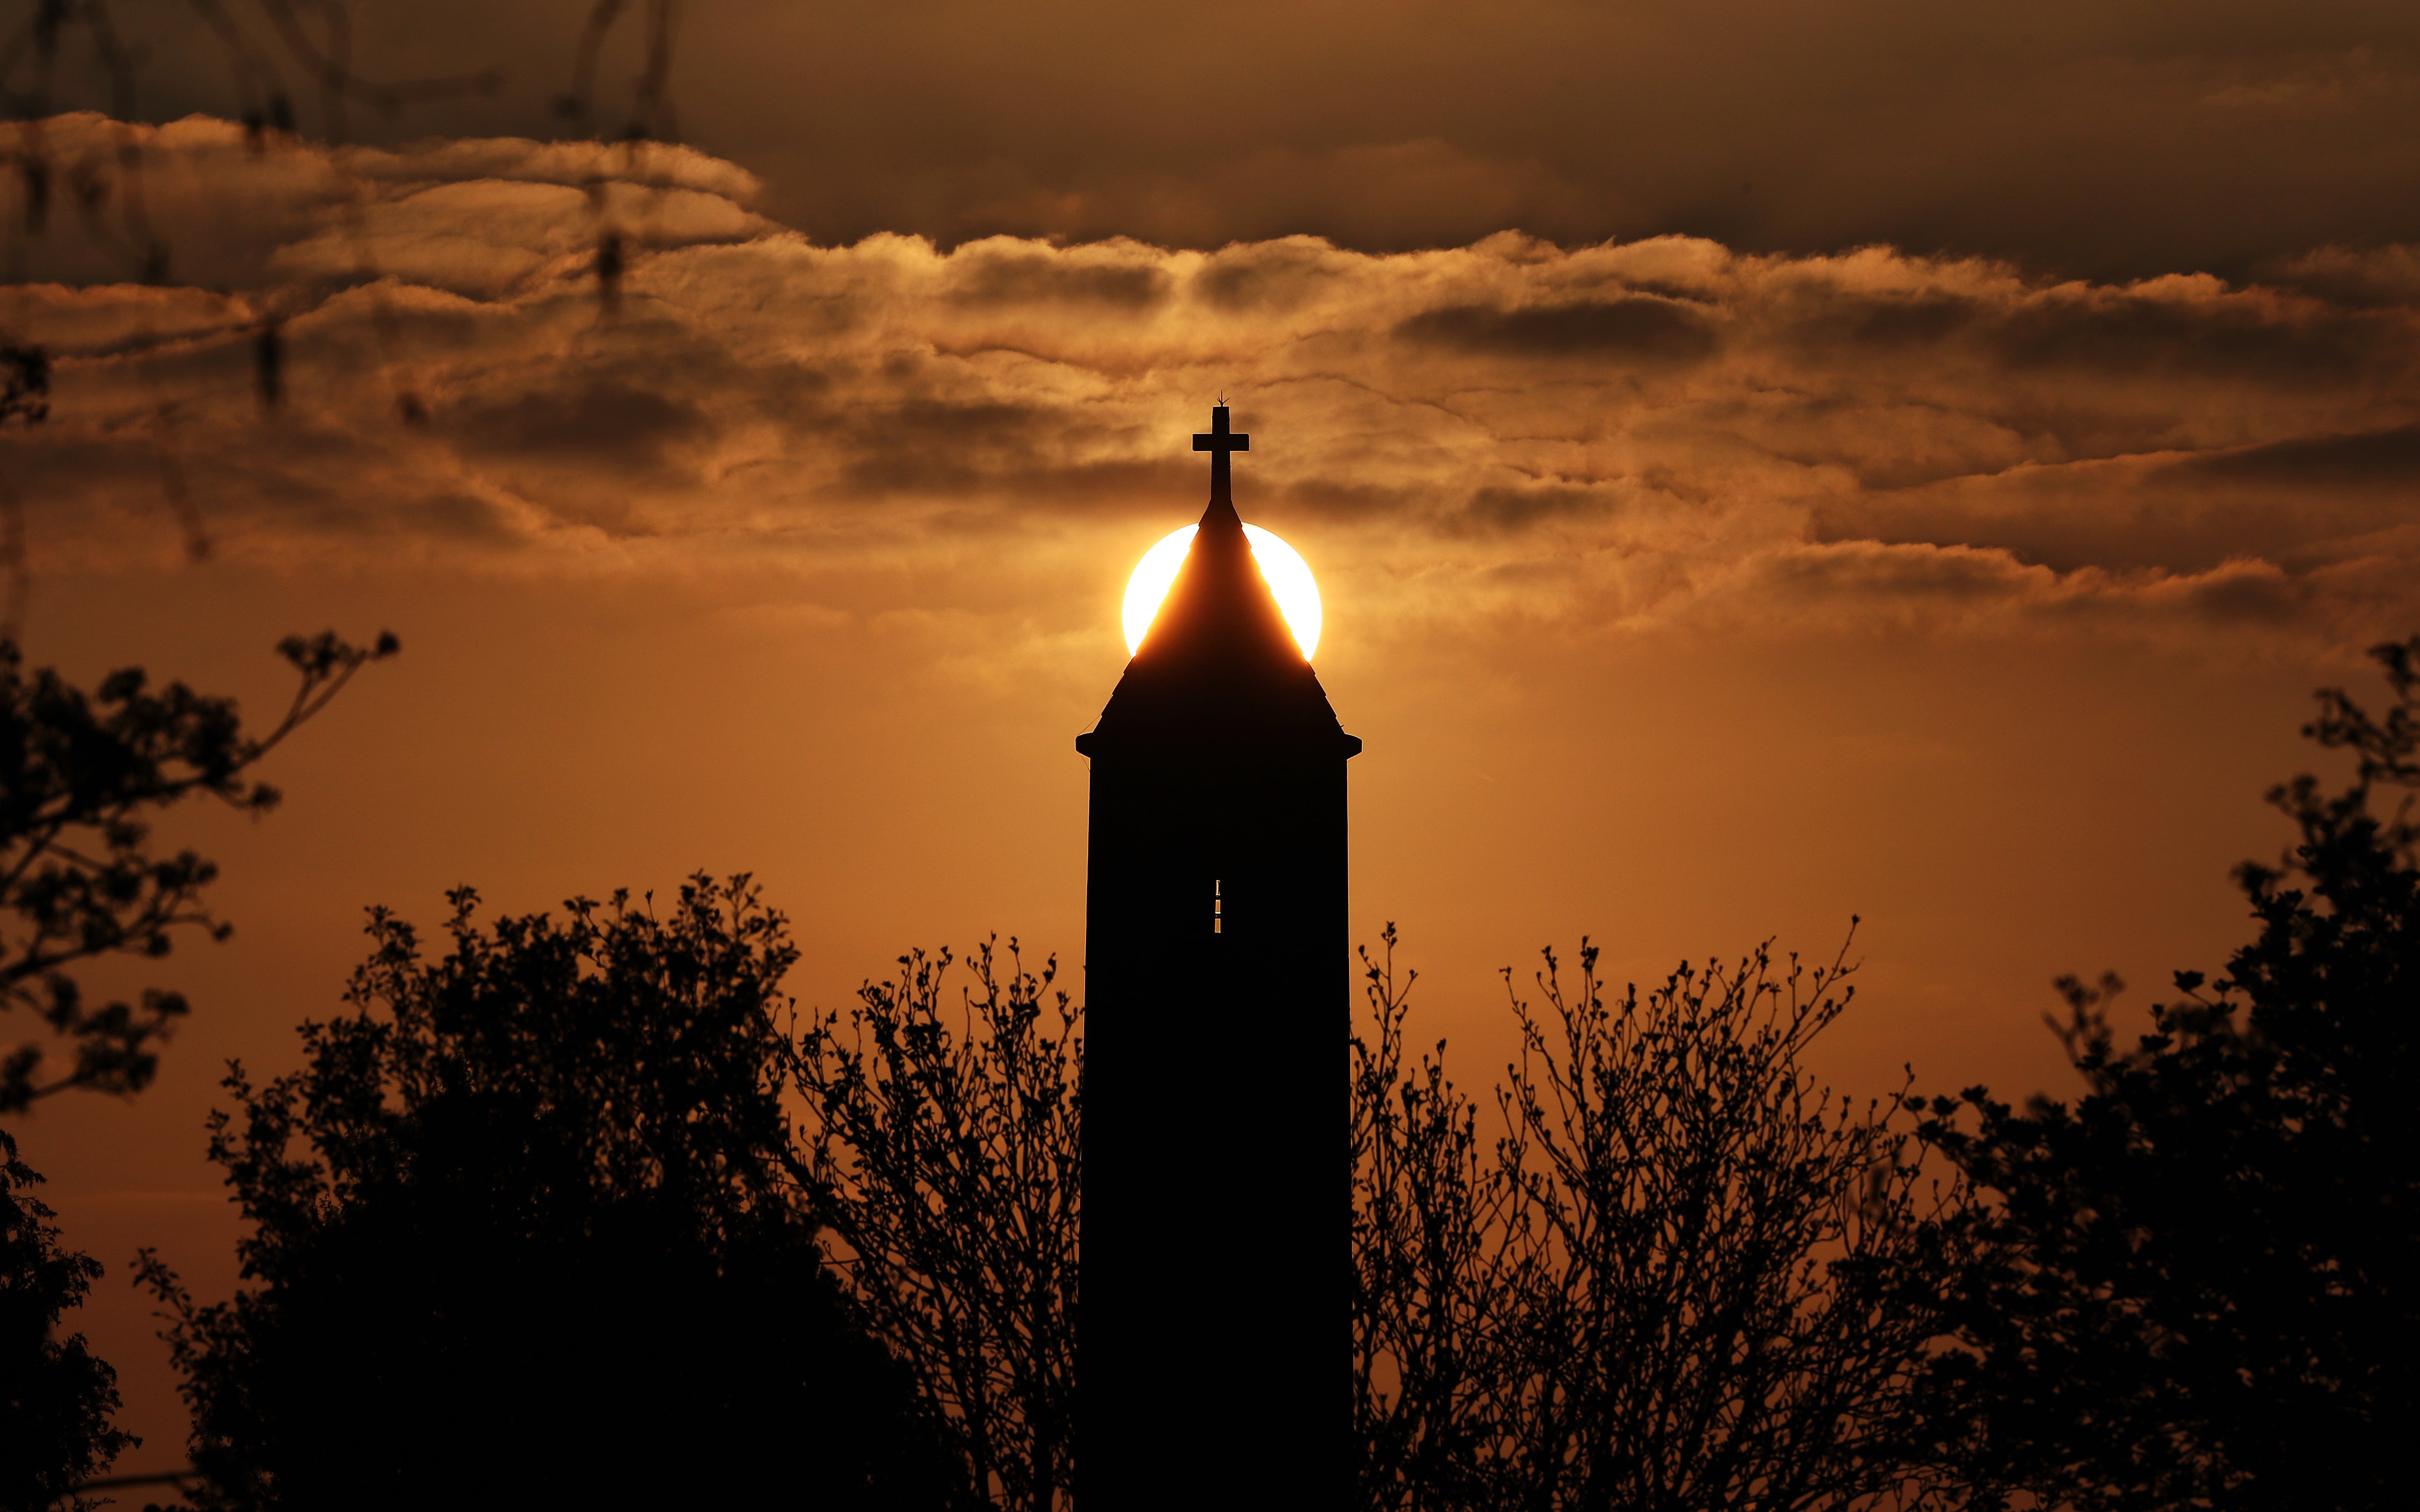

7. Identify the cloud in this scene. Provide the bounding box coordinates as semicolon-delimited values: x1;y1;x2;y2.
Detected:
0;114;765;298
2174;422;2420;488
19;1;2420;284
7;116;2420;654
1395;298;1719;363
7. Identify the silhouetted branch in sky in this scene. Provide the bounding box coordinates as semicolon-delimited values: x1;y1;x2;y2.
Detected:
0;0;680;622
0;628;390;1502
1353;924;1966;1510
553;0;678;143
0;342;44;636
787;940;1079;1512
0;629;395;1116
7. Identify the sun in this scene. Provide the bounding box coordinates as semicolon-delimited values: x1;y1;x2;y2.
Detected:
1123;524;1323;659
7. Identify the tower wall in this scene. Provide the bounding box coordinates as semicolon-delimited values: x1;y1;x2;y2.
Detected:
1082;724;1353;1508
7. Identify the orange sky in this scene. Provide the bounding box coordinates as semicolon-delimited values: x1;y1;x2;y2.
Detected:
8;0;2420;1469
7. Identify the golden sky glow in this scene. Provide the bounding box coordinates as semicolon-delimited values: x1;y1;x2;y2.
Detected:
14;0;2420;1460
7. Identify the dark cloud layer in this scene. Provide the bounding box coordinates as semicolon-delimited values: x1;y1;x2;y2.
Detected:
17;1;2420;281
5;116;2420;658
1397;298;1720;363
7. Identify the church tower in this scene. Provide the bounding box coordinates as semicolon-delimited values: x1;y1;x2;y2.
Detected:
1079;405;1359;1508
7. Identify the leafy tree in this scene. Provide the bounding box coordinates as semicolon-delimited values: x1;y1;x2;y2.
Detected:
2;631;395;1114
0;1130;131;1512
1352;925;1964;1512
0;631;390;1506
786;941;1080;1512
1919;637;2420;1511
143;876;955;1512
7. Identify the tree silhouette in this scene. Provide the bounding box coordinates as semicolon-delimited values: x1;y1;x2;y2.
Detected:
0;631;388;1503
0;1129;130;1512
1352;925;1965;1511
786;941;1079;1512
1;631;393;1114
1917;637;2420;1512
141;876;955;1512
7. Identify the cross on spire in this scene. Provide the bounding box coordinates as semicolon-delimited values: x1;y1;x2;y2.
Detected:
1193;403;1250;503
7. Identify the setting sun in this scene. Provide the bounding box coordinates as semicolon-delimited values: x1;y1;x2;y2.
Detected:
1122;524;1323;659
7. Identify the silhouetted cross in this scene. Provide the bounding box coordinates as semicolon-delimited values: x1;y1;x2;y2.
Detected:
1193;404;1250;502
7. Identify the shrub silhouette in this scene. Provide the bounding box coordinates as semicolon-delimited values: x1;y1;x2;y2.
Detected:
142;876;954;1512
1918;637;2420;1511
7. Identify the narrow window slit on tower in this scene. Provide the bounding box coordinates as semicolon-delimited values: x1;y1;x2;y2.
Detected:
1213;879;1222;934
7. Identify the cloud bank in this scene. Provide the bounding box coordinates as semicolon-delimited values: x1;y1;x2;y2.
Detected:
40;0;2420;280
6;114;2420;653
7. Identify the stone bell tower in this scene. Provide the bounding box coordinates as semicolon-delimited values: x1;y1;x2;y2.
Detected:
1078;405;1359;1509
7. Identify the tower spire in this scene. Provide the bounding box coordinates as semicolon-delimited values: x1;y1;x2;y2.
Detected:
1080;404;1358;1512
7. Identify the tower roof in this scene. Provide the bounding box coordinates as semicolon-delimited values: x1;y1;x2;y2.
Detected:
1078;407;1359;761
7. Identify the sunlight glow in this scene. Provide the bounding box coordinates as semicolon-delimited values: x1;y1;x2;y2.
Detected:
1122;524;1323;659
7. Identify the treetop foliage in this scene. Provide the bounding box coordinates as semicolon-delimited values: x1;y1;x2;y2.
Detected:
1918;635;2420;1511
145;873;953;1512
207;874;801;1263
